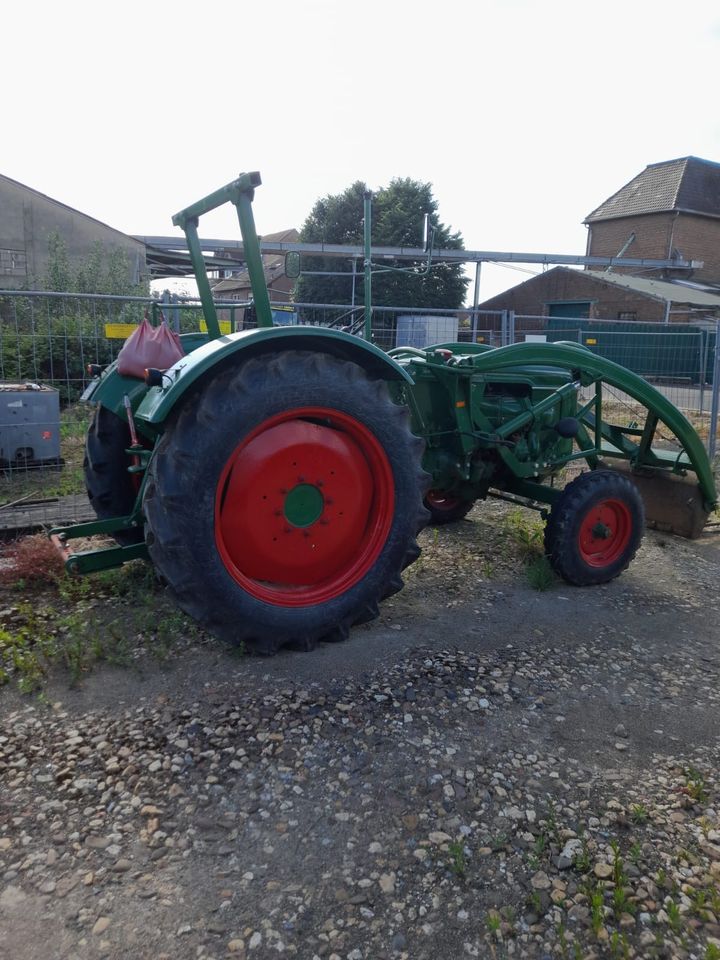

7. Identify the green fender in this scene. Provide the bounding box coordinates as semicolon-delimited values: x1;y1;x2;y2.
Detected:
468;341;717;509
134;326;413;425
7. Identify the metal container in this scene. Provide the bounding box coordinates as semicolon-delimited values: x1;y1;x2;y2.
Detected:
395;315;458;348
0;382;62;467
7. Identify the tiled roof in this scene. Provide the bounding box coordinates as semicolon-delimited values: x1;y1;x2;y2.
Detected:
585;157;720;223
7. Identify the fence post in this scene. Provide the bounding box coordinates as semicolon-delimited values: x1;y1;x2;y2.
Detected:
709;319;720;460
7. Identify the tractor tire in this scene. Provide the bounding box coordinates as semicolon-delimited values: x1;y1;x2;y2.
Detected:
424;490;476;525
83;405;143;546
544;469;644;586
143;351;429;654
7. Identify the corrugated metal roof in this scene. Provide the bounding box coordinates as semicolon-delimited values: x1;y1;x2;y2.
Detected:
585;156;720;223
584;270;720;306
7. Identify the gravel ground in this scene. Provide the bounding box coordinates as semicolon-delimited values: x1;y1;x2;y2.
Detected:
1;501;720;960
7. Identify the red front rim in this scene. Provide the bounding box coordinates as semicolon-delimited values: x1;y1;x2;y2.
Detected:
214;407;395;607
426;489;462;512
578;498;633;567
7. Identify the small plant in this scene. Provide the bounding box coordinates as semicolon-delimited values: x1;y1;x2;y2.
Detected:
655;867;667;889
705;943;720;960
573;838;592;874
525;555;556;591
556;921;570;960
527;831;547;869
682;766;709;805
630;803;649;824
504;509;545;562
609;931;631;960
0;534;64;586
666;898;683;934
485;911;501;935
588;884;605;937
526;891;542;915
447;841;467;879
627;840;643;864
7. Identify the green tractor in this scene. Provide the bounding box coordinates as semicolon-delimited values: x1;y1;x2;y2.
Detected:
52;172;718;654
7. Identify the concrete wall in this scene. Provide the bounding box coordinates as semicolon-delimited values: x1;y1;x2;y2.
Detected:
0;175;147;290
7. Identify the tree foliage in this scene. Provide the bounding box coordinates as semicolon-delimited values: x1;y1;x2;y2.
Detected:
296;178;469;309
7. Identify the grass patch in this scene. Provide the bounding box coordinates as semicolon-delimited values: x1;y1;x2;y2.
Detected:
0;553;205;691
525;555;556;591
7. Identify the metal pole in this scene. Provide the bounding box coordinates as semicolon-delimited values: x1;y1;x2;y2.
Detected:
708;319;720;460
471;262;481;342
363;192;372;342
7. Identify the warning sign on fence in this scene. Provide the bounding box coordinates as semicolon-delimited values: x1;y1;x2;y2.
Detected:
104;323;138;339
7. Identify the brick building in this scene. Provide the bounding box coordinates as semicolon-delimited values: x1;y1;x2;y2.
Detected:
479;157;720;321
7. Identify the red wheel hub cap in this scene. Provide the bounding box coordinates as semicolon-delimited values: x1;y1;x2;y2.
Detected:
578;498;632;567
215;407;394;606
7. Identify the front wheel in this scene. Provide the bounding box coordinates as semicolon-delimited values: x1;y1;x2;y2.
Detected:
143;351;428;654
544;470;644;585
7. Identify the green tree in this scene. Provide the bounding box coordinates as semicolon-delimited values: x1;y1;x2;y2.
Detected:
296;178;469;309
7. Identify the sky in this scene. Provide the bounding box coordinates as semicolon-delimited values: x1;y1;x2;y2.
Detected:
4;0;720;302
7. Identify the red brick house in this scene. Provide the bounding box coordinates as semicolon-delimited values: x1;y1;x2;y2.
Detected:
479;157;720;321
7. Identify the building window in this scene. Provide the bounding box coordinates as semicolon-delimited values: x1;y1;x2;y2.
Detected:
0;248;27;276
617;311;637;321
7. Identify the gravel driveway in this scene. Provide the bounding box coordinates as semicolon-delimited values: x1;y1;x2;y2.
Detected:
1;502;719;960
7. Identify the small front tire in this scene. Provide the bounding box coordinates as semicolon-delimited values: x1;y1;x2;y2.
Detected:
544;470;644;585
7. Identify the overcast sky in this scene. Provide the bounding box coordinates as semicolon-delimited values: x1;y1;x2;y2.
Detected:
4;0;720;301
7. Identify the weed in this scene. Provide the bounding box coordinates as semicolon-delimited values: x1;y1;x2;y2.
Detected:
526;891;542;915
0;534;64;586
556;921;570;960
0;606;57;692
525;555;556;591
666;898;683;934
682;766;709;805
630;803;649;824
587;883;605;937
609;931;631;960
481;560;495;579
705;943;720;960
527;831;547;869
655;867;667;889
573;838;591;874
544;799;561;847
504;509;545;562
627;841;643;864
485;911;501;935
447;841;467;879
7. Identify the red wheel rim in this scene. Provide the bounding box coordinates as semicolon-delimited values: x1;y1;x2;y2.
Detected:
215;407;395;606
578;498;632;567
426;489;462;512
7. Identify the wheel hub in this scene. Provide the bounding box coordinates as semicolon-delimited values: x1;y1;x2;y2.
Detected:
283;482;325;528
578;498;632;567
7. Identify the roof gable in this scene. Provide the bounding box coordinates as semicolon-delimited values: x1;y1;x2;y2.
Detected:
585;156;720;223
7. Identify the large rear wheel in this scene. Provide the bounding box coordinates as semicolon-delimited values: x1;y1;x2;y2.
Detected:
544;469;644;585
143;351;428;653
83;405;143;546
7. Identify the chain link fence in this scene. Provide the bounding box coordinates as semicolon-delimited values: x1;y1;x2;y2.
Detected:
1;292;718;535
